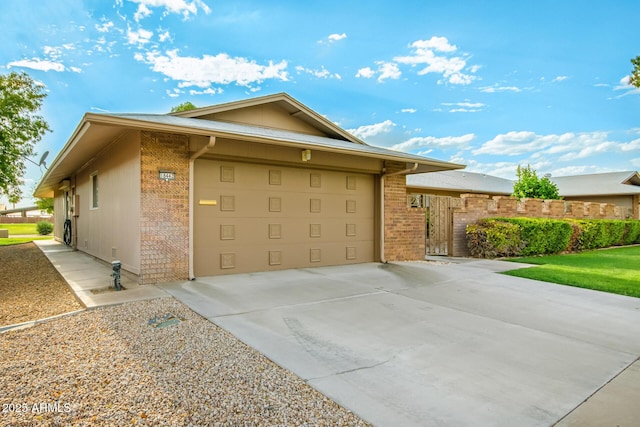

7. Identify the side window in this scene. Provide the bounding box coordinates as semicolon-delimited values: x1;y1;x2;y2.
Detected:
90;172;98;209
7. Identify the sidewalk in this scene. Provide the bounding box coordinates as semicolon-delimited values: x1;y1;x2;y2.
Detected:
35;240;169;308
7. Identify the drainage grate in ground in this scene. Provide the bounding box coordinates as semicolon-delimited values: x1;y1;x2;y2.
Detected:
148;313;184;329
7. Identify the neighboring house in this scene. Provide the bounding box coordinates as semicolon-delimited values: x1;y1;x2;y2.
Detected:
34;93;463;283
406;170;513;198
551;171;640;219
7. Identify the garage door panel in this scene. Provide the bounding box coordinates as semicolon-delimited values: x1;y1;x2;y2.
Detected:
194;159;375;276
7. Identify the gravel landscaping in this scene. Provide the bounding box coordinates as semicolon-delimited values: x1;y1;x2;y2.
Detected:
0;244;370;426
0;243;84;326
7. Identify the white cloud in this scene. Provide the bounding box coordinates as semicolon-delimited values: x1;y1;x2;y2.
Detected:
474;131;552;156
614;75;640;97
43;46;63;60
355;61;401;82
620;138;640;152
7;58;65;72
442;101;485;113
158;30;172;42
348;120;396;139
295;65;341;79
355;67;375;79
128;0;211;20
127;27;153;45
328;33;347;42
391;133;476;152
393;36;477;85
96;20;115;32
473;130;629;162
134;4;152;21
188;87;223;95
479;85;522;93
401;108;417;113
137;49;289;88
552;75;568;82
376;61;401;82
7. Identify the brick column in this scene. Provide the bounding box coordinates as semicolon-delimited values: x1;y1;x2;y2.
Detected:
140;132;190;284
523;198;543;216
569;201;585;218
384;162;426;261
603;204;616;219
585;202;601;218
547;200;565;218
495;196;517;216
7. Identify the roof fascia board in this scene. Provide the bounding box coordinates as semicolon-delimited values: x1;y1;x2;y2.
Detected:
34;116;92;196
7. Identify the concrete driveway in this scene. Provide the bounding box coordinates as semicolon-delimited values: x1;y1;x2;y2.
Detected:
159;259;640;426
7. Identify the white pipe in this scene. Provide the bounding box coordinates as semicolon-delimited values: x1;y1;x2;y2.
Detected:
379;163;418;263
188;136;216;280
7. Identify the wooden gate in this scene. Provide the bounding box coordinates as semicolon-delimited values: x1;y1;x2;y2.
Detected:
408;195;460;256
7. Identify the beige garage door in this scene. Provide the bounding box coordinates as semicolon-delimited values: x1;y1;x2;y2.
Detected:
194;159;375;276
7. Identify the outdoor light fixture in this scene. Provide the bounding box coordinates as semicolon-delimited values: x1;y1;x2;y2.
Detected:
301;149;311;162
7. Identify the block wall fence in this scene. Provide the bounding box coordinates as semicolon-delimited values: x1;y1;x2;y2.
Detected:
452;194;633;257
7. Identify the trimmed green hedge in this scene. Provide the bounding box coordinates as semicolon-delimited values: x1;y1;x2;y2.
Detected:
467;217;640;258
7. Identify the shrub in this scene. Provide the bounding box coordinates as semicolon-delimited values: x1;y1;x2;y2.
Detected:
36;221;53;235
492;217;572;256
466;219;525;258
623;221;640;245
467;217;640;258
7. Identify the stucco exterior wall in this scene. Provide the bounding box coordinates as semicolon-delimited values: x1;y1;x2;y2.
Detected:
139;131;190;284
74;131;141;273
197;103;326;136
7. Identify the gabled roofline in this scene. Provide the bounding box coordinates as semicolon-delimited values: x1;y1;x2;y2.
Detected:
171;92;368;145
34;111;464;198
622;171;640;186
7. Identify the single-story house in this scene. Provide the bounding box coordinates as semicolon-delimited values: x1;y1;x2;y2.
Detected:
407;170;513;198
407;170;640;219
552;171;640;219
34;93;463;283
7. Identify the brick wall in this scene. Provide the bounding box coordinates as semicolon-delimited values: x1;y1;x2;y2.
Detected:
452;194;631;257
384;162;426;261
140;132;190;284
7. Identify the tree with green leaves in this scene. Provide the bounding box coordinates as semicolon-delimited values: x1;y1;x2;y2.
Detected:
630;56;640;88
35;197;54;214
170;101;197;112
0;71;50;201
512;165;561;200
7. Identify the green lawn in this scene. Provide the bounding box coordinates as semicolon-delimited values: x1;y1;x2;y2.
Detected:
504;246;640;298
0;223;53;246
0;223;40;235
0;237;53;246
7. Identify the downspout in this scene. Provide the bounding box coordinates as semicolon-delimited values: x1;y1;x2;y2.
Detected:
188;136;216;280
380;162;419;263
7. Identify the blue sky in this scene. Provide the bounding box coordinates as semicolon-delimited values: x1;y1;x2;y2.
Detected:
1;0;640;207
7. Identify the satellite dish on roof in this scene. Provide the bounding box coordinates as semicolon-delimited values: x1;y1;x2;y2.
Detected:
38;151;49;169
